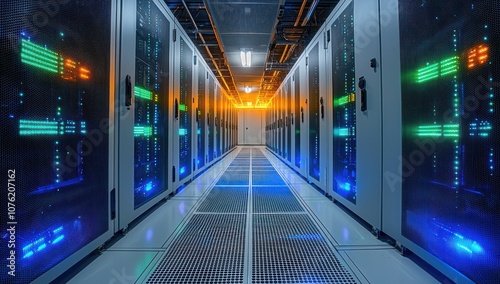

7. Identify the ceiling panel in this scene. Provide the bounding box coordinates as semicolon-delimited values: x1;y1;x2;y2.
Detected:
208;1;280;34
220;34;272;53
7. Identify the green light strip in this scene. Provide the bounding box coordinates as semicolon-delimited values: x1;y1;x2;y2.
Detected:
134;86;152;100
179;104;187;112
416;56;459;83
337;93;355;106
418;63;439;75
20;130;59;135
417;133;442;137
21;56;58;73
440;56;458;76
338;96;349;106
21;40;59;73
179;128;188;136
22;40;58;58
416;124;459;137
134;126;153;137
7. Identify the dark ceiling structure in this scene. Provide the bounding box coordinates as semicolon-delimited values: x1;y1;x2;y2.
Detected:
166;0;339;107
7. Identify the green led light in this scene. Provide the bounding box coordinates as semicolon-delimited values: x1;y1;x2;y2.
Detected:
417;133;442;137
21;57;58;73
417;63;439;83
440;56;458;76
416;56;459;83
21;40;59;73
134;126;153;137
416;124;459;138
197;129;201;135
21;49;58;66
134;86;152;100
338;96;349;106
22;39;58;58
336;93;355;106
20;130;59;135
179;104;187;112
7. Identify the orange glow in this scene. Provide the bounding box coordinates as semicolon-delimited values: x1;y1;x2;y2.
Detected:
65;59;76;68
467;44;489;69
61;58;77;81
79;67;90;80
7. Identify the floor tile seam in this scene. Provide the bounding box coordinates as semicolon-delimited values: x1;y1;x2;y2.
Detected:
140;148;242;283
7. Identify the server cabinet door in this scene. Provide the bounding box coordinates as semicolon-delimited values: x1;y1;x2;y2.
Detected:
328;0;383;229
382;1;499;283
207;76;215;163
281;88;286;158
293;68;302;172
298;58;309;178
215;86;222;158
0;1;115;282
222;95;227;153
287;78;293;163
195;64;207;174
173;34;194;189
118;0;172;231
307;36;328;189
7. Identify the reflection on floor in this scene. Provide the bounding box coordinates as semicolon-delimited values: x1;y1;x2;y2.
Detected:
66;146;442;284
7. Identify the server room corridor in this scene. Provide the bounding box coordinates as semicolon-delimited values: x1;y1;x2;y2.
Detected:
64;147;440;284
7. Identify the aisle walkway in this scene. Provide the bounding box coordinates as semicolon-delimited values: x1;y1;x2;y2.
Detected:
68;147;439;284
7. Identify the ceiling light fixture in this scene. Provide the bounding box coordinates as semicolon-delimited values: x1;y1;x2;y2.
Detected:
240;50;251;67
245;86;252;93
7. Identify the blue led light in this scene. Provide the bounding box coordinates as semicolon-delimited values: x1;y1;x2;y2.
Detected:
52;235;65;244
180;167;186;174
145;182;153;192
37;243;47;252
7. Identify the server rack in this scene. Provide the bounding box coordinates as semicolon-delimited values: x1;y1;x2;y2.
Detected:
171;30;195;189
215;86;222;158
287;78;293;163
326;0;383;229
278;88;283;157
117;0;173;232
306;36;328;189
207;75;215;164
0;1;116;282
382;1;499;283
293;67;303;172
297;57;309;178
194;60;207;176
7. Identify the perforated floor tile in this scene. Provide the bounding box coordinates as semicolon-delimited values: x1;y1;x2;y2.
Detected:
252;171;286;185
253;186;305;213
252;214;358;284
197;186;248;213
147;214;246;283
217;171;249;185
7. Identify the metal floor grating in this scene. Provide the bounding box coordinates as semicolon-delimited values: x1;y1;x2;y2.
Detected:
226;166;251;171
252;171;287;185
146;148;358;284
217;171;250;185
252;166;275;170
252;214;358;284
253;186;305;213
231;161;250;166
147;214;246;284
252;160;272;166
197;186;248;213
